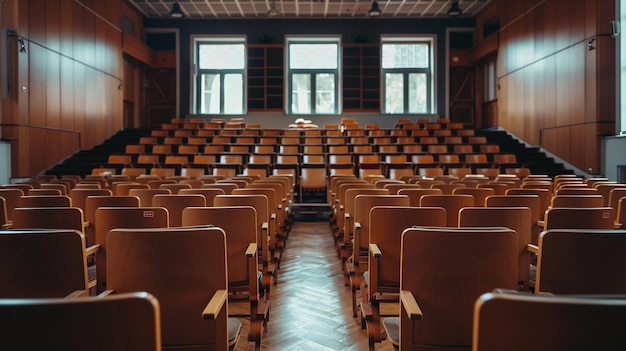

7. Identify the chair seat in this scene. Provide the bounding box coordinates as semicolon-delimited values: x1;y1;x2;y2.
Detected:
228;317;243;350
382;317;400;346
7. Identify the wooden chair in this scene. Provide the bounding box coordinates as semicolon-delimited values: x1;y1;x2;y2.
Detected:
94;207;169;293
27;188;62;195
214;194;276;296
12;207;87;234
182;206;270;349
114;182;149;196
299;164;327;202
361;207;447;350
347;194;410;317
128;188;171;207
69;188;112;213
453;187;495;207
105;226;241;351
549;194;604;208
342;188;389;264
419;194;474;227
397;188;443;207
0;229;90;298
84;195;140;247
485;194;542;245
152;194;206;227
202;182;239;195
179;188;225;206
382;226;518;350
0;188;24;224
18;195;72;207
506;187;551;220
159;183;192;194
473;290;626;351
459;207;532;290
529;229;626;295
0;292;161;351
541;207;614;230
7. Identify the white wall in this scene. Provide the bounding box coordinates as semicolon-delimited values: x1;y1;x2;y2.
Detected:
0;141;10;185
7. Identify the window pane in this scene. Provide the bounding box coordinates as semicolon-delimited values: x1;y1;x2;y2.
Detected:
198;44;245;69
290;44;338;69
382;43;429;69
292;74;311;113
385;73;404;114
408;73;427;113
200;74;220;114
315;73;335;113
224;74;243;114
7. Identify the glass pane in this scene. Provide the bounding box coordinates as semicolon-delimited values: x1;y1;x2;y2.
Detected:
382;43;429;69
315;73;335;113
292;74;311;113
200;74;220;114
290;44;338;69
385;73;404;114
408;73;427;113
224;74;243;114
198;44;245;69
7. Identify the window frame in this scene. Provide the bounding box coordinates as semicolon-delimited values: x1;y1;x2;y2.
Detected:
285;36;342;115
191;35;247;115
380;35;436;115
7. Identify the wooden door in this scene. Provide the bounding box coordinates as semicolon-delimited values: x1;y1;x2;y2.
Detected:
449;67;475;125
145;68;176;129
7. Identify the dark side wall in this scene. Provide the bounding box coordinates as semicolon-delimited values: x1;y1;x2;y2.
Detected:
143;17;475;119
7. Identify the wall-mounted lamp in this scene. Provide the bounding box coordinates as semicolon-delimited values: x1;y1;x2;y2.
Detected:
18;38;26;53
368;0;382;17
447;1;463;17
588;38;595;50
267;0;280;17
169;2;185;18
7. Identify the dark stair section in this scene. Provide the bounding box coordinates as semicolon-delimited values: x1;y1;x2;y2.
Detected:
44;128;152;178
478;128;574;179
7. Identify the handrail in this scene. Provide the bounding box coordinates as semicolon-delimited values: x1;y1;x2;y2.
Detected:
0;123;81;148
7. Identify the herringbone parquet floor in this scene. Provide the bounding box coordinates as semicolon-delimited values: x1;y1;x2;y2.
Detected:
232;217;397;351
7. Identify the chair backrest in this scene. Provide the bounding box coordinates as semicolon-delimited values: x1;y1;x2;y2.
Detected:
343;188;389;239
106;226;229;349
368;206;446;296
69;188;112;212
0;188;23;221
95;207;169;293
485;194;541;244
352;195;409;252
397;188;443;207
543;207;614;230
18;195;72;207
152;194;206;227
0;292;161;351
399;226;518;350
202;182;239;195
535;229;626;294
473;291;626;351
453;187;495;207
128;188;171;207
179;188;225;206
419;194;475;226
12;207;85;233
550;194;604;208
506;187;551;219
182;206;258;295
0;229;88;298
458;207;532;290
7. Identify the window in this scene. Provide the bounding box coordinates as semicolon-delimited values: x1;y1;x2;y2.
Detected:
192;37;246;115
381;36;435;114
286;37;340;115
483;58;496;102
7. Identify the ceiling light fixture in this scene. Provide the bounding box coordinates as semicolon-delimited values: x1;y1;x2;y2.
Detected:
368;0;382;17
169;1;185;18
447;1;463;17
268;0;280;17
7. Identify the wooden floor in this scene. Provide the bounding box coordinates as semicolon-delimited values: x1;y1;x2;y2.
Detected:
232;216;396;351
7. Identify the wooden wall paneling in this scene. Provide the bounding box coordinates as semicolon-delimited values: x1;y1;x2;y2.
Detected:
29;45;46;127
596;36;616;130
74;62;87;148
567;0;586;46
584;124;601;173
570;43;586;126
46;49;61;129
107;25;123;78
570;124;587;170
95;17;106;73
60;56;75;131
28;1;46;45
60;0;74;60
46;0;61;52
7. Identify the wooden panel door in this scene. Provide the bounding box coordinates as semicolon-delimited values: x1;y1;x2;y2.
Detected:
449;67;475;125
146;68;176;129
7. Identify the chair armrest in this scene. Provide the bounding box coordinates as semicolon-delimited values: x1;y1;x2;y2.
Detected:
202;289;228;320
369;243;382;257
537;219;545;229
354;221;361;231
86;244;100;257
246;243;258;257
527;243;539;254
615;222;622;230
65;290;89;298
400;290;423;320
97;290;114;297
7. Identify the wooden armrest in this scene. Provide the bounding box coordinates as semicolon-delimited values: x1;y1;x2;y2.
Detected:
354;221;361;231
615;222;622;230
262;222;268;231
369;243;382;257
246;243;258;257
537;219;545;228
65;290;89;298
536;291;554;296
271;213;276;221
85;244;100;257
202;289;228;320
400;290;423;320
527;243;539;254
97;290;114;297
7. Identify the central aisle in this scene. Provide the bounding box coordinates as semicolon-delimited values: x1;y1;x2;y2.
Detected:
235;219;396;350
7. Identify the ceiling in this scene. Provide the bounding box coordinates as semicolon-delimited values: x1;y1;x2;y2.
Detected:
128;0;492;19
